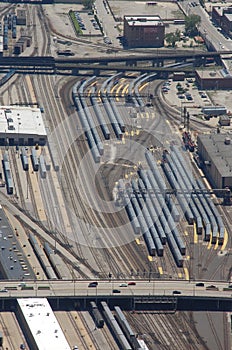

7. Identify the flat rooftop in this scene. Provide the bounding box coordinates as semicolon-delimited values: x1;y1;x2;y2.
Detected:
17;298;71;350
124;15;163;26
198;133;232;177
0;106;46;137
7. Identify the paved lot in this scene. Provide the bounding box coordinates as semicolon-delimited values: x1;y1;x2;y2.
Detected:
161;76;232;129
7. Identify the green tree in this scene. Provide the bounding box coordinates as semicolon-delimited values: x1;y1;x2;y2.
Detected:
165;29;181;47
185;14;201;37
82;0;94;9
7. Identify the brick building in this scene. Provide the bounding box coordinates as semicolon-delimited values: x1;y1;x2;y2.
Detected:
212;6;232;35
123;15;164;48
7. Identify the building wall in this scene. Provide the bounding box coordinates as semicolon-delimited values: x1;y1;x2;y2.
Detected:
197;136;223;188
195;71;232;89
197;135;232;189
124;18;164;48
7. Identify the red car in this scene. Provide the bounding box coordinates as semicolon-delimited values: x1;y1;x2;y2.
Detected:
128;282;136;286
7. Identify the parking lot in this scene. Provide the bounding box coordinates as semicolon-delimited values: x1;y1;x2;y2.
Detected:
161;77;232;128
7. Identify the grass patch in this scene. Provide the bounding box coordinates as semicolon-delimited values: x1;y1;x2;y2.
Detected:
69;10;83;36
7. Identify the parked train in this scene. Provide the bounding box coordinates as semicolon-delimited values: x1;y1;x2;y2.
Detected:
89;301;104;328
2;153;13;194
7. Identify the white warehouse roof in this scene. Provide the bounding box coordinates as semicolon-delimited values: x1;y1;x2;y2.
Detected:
0;106;46;137
17;298;71;350
125;15;163;26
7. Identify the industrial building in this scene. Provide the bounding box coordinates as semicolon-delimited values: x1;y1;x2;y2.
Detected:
123;15;165;48
197;133;232;189
17;298;71;350
0;106;47;146
195;68;232;89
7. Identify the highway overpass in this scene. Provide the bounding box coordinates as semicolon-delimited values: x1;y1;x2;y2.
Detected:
0;280;231;312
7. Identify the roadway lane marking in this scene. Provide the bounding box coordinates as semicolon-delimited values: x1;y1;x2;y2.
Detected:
135;238;140;245
148;255;153;262
122;136;125;144
184;268;190;281
193;223;198;243
178;273;182;278
146;112;149;119
221;228;228;251
158;267;163;275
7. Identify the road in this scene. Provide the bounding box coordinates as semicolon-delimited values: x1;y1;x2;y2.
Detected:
0;279;232;299
181;0;232;52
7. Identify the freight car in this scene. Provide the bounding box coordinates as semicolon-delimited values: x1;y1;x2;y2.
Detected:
114;306;142;350
21;147;28;171
2;153;13;194
31;148;39;171
90;301;104;328
101;302;132;350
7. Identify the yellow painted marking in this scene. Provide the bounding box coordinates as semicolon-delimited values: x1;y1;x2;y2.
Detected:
139;82;149;92
135;238;140;245
151;112;155;119
184;230;188;236
130;171;134;176
184;267;190;281
221;228;228;251
131;130;134;137
122;137;125;144
193;223;198;243
125;174;128;179
136;129;140;136
146;112;149;119
166;120;170;124
158;266;163;275
88;81;96;97
148;255;153;262
214;237;219;250
122;83;129;96
125;131;129;136
178;273;182;278
186;255;190;260
115;81;124;102
157;160;161;165
207;234;212;249
140;113;144;119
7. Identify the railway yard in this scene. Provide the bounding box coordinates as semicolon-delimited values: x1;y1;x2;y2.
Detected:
0;0;231;350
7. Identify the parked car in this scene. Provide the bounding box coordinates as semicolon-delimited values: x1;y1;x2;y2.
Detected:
128;281;136;286
112;289;121;293
173;290;181;295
